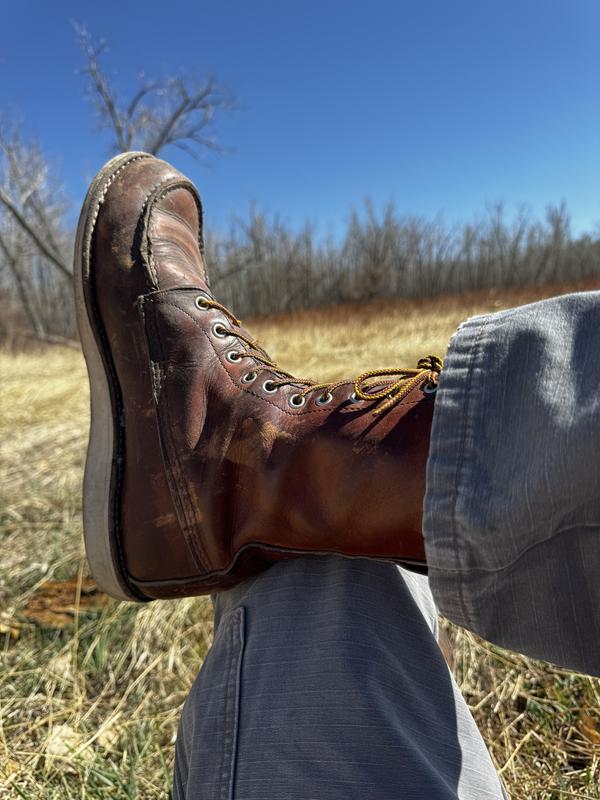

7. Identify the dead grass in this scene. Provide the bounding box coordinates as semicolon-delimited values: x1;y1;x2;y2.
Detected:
1;282;599;798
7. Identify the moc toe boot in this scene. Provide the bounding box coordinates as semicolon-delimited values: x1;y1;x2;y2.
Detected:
74;152;443;601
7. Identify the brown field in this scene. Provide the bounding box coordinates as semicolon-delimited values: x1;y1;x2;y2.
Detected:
1;281;600;798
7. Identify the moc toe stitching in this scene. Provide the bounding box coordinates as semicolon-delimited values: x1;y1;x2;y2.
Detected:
139;176;187;287
84;154;152;280
83;154;158;602
141;179;206;289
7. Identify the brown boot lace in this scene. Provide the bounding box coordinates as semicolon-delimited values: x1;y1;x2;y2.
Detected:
196;294;443;415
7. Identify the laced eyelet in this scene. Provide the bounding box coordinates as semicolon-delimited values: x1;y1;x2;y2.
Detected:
212;322;229;338
349;392;360;403
262;380;278;394
289;393;306;408
423;382;438;395
241;371;257;384
195;295;211;310
316;392;333;406
226;351;242;363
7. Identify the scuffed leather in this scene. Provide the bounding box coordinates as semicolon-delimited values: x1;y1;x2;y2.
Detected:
91;155;434;598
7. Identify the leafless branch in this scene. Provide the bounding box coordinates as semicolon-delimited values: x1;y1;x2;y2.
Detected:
0;230;46;336
0;188;71;278
75;24;130;151
75;24;234;160
1;140;65;260
0;121;75;344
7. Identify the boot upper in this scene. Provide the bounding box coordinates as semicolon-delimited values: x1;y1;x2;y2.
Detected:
89;154;438;598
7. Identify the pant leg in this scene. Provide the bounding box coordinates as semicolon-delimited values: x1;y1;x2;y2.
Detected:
423;290;600;676
173;557;506;800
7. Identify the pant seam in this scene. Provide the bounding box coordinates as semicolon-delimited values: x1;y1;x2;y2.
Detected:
450;315;493;631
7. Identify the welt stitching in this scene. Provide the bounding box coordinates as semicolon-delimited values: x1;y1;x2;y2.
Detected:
84;159;200;599
85;154;153;602
88;154;150;238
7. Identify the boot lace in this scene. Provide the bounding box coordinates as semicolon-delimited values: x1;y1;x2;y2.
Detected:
196;295;443;415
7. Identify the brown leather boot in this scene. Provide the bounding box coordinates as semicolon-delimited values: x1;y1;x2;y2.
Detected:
74;152;443;601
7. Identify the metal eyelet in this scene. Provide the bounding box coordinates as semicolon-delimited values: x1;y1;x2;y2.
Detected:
195;295;211;310
241;371;257;384
226;351;242;363
349;392;360;403
262;380;278;394
212;321;229;338
289;393;306;408
316;392;333;406
423;382;438;395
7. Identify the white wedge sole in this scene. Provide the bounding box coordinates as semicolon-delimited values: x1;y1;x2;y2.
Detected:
73;151;152;602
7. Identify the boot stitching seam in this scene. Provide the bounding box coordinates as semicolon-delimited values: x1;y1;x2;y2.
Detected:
136;544;426;595
139;174;185;287
141;179;205;288
84;153;155;602
142;295;210;572
146;296;424;417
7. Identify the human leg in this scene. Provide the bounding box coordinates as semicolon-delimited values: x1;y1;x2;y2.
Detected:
423;290;600;676
174;557;507;800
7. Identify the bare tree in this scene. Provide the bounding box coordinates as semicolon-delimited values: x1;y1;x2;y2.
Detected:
204;201;600;317
0;121;77;345
75;24;235;160
0;121;71;276
0;26;236;346
1;25;599;345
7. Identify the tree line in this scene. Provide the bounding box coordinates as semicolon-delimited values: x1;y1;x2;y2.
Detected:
206;200;599;318
1;26;598;347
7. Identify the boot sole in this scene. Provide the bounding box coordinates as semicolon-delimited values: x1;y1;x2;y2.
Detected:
74;152;152;602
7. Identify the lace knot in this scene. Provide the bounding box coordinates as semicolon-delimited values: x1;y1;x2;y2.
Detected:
417;354;443;374
354;354;443;416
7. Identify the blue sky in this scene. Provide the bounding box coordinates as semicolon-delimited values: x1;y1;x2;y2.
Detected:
1;0;599;236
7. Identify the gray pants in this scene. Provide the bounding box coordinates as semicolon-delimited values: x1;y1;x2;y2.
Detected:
174;291;600;799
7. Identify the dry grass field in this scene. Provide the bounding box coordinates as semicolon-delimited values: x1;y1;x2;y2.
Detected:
1;281;600;799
